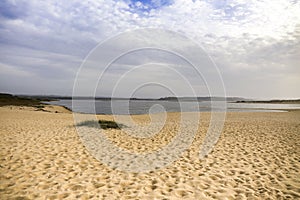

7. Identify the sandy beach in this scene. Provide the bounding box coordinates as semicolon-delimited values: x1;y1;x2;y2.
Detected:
0;105;299;199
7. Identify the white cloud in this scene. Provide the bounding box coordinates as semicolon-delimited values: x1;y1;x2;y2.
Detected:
0;0;299;98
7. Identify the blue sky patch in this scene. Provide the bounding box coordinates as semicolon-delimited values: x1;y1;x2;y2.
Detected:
0;1;28;19
129;0;174;12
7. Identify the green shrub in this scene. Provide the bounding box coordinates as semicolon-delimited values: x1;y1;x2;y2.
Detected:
76;120;125;129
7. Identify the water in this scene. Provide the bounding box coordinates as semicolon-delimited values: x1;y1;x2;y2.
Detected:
45;99;300;115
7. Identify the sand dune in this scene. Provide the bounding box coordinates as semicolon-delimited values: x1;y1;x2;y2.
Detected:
0;106;299;199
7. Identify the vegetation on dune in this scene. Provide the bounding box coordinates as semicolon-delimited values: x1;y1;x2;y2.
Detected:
0;93;44;107
76;120;126;130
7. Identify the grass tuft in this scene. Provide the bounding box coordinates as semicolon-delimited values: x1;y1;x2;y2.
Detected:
76;120;125;129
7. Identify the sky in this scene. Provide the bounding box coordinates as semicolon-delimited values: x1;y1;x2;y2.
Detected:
0;0;299;99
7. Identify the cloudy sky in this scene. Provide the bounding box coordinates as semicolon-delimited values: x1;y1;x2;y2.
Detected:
0;0;299;99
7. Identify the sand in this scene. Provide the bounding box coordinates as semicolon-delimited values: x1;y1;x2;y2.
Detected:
0;105;299;199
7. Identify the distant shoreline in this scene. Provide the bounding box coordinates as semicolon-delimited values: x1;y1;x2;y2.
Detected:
235;100;300;104
1;93;300;112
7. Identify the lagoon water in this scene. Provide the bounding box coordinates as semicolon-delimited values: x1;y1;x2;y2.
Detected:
45;99;300;115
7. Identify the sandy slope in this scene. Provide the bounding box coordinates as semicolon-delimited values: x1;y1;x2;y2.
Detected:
0;106;299;199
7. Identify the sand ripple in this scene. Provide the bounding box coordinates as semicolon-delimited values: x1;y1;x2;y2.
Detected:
0;106;299;199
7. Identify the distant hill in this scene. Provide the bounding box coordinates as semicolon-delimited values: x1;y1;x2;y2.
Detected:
2;93;248;102
159;96;247;102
